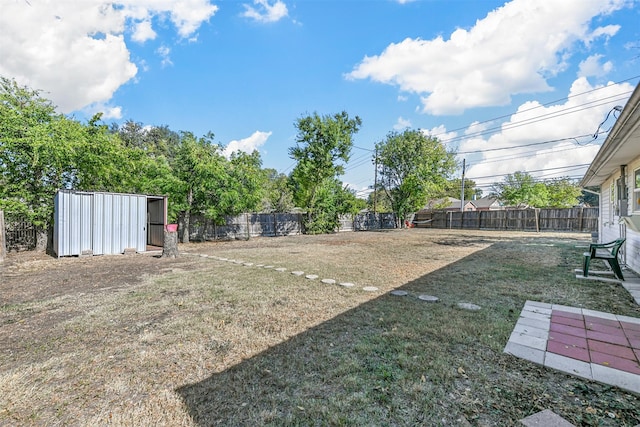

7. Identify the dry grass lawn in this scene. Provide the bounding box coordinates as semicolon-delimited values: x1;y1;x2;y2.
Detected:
1;229;639;426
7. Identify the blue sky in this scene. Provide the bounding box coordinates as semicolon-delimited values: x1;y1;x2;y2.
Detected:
2;0;639;198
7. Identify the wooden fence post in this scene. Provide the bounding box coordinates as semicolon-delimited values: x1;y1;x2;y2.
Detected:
578;207;584;232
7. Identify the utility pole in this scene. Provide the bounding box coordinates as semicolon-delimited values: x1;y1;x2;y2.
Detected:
373;147;378;214
460;158;466;212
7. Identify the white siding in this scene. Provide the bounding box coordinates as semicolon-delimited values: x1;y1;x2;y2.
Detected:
598;155;640;274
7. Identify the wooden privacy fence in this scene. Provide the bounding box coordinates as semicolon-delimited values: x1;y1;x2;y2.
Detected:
413;207;598;232
185;212;398;241
186;213;304;241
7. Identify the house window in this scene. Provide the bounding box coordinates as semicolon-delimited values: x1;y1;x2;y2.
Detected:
634;168;640;212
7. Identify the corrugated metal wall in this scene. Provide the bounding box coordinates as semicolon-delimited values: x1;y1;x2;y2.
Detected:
54;191;149;257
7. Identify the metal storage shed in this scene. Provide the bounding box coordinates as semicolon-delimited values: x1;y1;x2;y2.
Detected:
53;190;167;257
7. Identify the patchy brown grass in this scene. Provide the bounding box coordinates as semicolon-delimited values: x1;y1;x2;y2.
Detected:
1;229;639;426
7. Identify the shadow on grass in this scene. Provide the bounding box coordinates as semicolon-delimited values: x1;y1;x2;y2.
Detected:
176;240;640;426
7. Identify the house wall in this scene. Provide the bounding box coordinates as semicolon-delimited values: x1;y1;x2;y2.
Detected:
599;155;640;274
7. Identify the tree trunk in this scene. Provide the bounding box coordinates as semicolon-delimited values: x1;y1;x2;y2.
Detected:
35;227;48;252
0;210;6;263
162;231;179;258
182;188;193;243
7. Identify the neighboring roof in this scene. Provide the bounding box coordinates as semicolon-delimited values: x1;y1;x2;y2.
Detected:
581;82;640;187
422;197;461;211
469;197;499;209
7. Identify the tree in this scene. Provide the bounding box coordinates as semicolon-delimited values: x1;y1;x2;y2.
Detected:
376;129;456;227
173;131;227;242
367;188;392;213
224;150;266;214
491;172;547;208
0;77;84;248
546;178;582;208
288;111;362;233
262;169;295;212
440;178;482;201
491;172;581;208
579;186;600;207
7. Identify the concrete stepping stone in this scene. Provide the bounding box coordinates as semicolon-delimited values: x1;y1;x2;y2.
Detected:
291;271;305;276
321;279;336;284
306;274;319;280
274;267;287;272
263;265;274;269
339;282;355;288
418;295;439;302
458;302;481;311
255;264;264;267
390;290;408;296
218;257;228;261
199;254;209;257
243;262;254;266
362;286;378;292
520;409;575;426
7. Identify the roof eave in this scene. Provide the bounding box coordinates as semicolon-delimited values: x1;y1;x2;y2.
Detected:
581;83;640;188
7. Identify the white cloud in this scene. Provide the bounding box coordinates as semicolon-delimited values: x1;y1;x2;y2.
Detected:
83;103;123;120
0;1;217;114
578;54;614;78
346;0;627;115
464;121;490;136
459;77;634;190
156;45;173;67
344;182;373;200
132;19;156;43
421;125;457;143
393;117;412;130
224;130;272;158
397;95;408;102
242;0;288;23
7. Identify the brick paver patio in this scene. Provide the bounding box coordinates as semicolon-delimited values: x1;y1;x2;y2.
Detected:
505;300;640;395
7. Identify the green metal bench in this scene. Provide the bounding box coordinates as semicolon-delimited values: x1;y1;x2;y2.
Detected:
582;238;625;281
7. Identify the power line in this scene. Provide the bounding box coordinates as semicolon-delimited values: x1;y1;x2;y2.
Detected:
457;133;596;155
427;74;640;141
443;94;631;146
466;163;590;181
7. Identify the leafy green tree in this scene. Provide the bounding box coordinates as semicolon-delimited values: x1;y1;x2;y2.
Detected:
303;178;363;234
262;169;295;212
224;150;266;214
0;77;84;248
289;111;362;233
441;178;482;200
491;172;546;207
366;188;392;212
376;129;456;227
579;186;599;207
492;172;580;208
545;178;582;208
173;131;227;242
114;120;180;160
74;113;137;193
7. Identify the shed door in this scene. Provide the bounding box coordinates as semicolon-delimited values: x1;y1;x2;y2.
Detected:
147;198;165;247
